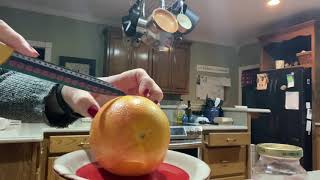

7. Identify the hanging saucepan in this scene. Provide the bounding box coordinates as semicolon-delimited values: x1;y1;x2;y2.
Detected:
183;6;200;34
146;0;179;34
168;0;187;15
176;0;192;33
137;0;161;47
121;0;144;37
135;0;147;35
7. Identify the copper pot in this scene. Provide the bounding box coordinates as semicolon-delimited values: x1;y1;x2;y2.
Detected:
147;8;178;34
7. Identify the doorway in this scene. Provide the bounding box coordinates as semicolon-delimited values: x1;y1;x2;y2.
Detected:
238;64;260;106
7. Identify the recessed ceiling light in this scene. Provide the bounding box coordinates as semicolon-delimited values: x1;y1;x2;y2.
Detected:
267;0;280;6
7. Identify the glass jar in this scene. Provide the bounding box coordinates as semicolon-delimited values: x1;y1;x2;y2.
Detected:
252;143;307;180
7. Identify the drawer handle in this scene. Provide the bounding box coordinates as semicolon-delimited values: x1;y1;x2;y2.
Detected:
221;160;230;164
78;142;90;148
226;138;237;142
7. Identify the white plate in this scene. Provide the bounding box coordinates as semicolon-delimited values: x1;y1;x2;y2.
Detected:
54;149;211;180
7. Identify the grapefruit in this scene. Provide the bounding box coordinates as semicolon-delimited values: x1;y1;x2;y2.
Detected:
89;96;170;176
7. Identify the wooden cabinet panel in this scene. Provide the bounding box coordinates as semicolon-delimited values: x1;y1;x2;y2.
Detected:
213;175;245;180
204;133;250;147
108;37;131;75
0;143;39;180
171;46;190;93
314;125;320;169
49;135;90;154
152;49;172;91
47;157;58;180
210;163;246;178
203;146;246;178
131;44;152;75
203;146;247;163
104;28;191;94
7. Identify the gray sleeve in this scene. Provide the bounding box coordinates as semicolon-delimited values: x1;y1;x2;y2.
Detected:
0;69;57;123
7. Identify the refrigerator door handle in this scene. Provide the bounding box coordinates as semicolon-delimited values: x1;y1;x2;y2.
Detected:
274;79;278;93
269;79;274;94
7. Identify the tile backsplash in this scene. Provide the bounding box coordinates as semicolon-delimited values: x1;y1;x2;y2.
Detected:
162;108;176;123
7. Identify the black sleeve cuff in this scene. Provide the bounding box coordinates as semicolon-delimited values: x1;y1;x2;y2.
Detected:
45;84;83;127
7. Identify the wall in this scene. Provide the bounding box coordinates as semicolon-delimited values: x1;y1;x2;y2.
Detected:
182;42;238;107
0;7;105;76
237;43;261;66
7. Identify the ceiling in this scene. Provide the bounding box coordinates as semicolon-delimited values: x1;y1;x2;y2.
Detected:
1;0;320;47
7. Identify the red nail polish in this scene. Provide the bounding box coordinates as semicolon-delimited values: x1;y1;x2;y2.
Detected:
143;89;150;97
87;106;99;118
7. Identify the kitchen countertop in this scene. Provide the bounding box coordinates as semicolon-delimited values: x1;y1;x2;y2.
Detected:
308;171;320;179
161;105;271;113
0;119;92;143
201;124;248;131
0;118;248;143
222;107;271;113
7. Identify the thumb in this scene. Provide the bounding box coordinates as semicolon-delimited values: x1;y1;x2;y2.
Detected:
61;86;100;118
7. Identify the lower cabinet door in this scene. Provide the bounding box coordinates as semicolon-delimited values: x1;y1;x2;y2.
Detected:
203;145;247;178
213;175;245;180
47;157;58;180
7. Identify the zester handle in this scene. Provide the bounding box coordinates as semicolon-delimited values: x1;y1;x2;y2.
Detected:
0;43;14;65
0;43;125;96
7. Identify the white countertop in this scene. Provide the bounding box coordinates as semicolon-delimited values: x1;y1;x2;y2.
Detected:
222;107;271;113
201;124;248;131
309;171;320;179
161;104;270;113
0;119;92;143
0;118;248;144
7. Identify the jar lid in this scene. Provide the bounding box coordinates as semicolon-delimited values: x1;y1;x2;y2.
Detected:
256;143;303;159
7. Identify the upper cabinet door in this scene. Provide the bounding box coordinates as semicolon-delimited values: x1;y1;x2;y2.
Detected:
108;37;131;76
152;49;172;91
105;29;131;76
131;44;152;75
171;44;190;93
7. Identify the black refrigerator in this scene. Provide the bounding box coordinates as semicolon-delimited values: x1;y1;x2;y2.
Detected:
247;67;312;170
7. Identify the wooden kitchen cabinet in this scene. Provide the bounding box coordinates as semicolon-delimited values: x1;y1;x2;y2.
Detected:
106;28;131;76
152;48;172;91
104;27;152;76
204;132;250;147
47;157;58;180
104;27;191;94
131;44;153;75
170;43;190;94
202;131;249;180
0;143;40;180
152;43;191;94
44;133;90;180
314;125;320;169
259;21;315;71
49;135;90;154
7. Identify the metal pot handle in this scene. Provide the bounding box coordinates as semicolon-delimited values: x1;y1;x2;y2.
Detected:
161;0;165;9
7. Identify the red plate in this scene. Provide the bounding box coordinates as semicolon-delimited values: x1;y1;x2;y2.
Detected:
76;162;189;180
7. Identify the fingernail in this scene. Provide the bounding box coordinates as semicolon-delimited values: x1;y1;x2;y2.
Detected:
87;105;99;118
32;48;40;56
143;89;150;97
154;100;158;104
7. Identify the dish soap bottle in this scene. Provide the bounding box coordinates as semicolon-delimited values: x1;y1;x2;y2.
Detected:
176;99;187;125
184;100;192;123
